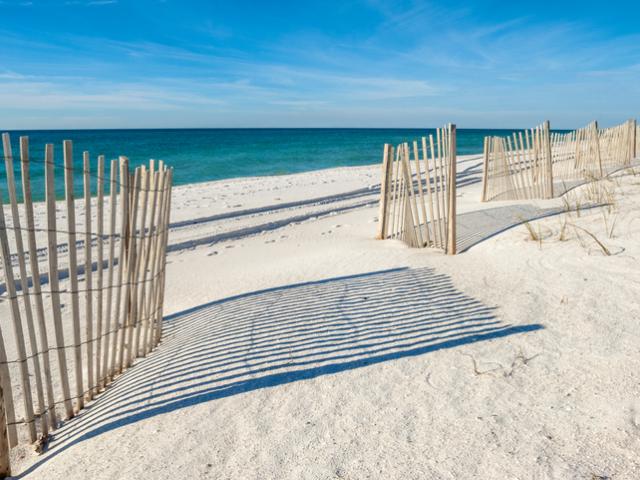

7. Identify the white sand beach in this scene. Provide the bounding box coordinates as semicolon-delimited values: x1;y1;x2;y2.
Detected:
5;153;640;479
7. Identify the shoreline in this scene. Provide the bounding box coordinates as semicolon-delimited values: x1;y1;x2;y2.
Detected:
170;152;484;195
0;127;493;203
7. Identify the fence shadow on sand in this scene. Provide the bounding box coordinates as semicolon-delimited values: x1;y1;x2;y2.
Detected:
456;204;566;252
19;266;543;476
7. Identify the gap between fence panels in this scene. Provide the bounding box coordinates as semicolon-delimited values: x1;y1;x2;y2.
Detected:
0;133;173;478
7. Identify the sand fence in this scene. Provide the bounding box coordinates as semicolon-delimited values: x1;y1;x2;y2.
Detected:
0;133;173;476
481;119;637;202
376;119;637;253
376;124;457;254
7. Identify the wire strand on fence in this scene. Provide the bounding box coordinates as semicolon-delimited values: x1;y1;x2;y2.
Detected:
0;134;173;466
0;155;169;195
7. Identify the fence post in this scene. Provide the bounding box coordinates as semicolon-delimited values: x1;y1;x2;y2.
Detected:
593;121;603;177
543;120;554;199
447;124;457;255
481;136;489;202
635;119;638;159
631;119;637;160
63;140;84;412
376;144;392;239
0;381;10;479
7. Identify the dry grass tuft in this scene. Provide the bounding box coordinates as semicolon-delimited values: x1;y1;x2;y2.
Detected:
568;223;612;256
557;218;569;241
583;172;617;208
520;218;545;248
522;219;539;241
601;210;618;239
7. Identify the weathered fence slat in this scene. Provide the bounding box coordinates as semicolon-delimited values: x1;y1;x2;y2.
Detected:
1;134;37;442
139;167;156;355
83;151;95;400
429;134;443;248
400;144;423;247
421;137;437;247
20;137;57;431
111;157;129;377
103;159;118;386
154;168;173;343
123;168;141;369
131;166;149;358
3;134;43;441
376;145;392;240
148;168;168;348
45;144;74;420
95;155;105;391
447;124;457;255
63;140;84;412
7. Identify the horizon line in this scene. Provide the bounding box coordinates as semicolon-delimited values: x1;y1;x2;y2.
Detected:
0;125;579;133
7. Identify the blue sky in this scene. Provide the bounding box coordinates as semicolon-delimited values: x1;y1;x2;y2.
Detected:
1;0;639;129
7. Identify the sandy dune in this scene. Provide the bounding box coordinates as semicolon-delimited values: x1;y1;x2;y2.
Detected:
6;155;640;479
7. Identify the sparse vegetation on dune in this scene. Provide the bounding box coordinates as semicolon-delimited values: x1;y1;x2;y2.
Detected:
520;165;640;256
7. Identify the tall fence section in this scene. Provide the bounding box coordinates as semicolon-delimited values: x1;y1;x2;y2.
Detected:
481;119;638;202
0;133;173;476
376;124;457;254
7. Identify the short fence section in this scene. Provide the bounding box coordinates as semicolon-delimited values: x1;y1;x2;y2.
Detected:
0;133;173;475
481;121;554;201
377;124;457;254
481;119;637;202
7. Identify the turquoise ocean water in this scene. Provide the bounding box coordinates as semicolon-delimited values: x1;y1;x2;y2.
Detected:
1;128;519;201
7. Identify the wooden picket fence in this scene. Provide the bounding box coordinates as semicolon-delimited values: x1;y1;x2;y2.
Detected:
481;119;637;202
548;121;600;182
480;121;554;201
550;120;636;182
598;120;637;171
0;133;173;476
376;124;457;254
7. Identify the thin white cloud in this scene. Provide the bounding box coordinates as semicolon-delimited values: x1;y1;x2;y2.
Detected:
0;71;27;80
64;0;118;5
0;76;226;111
